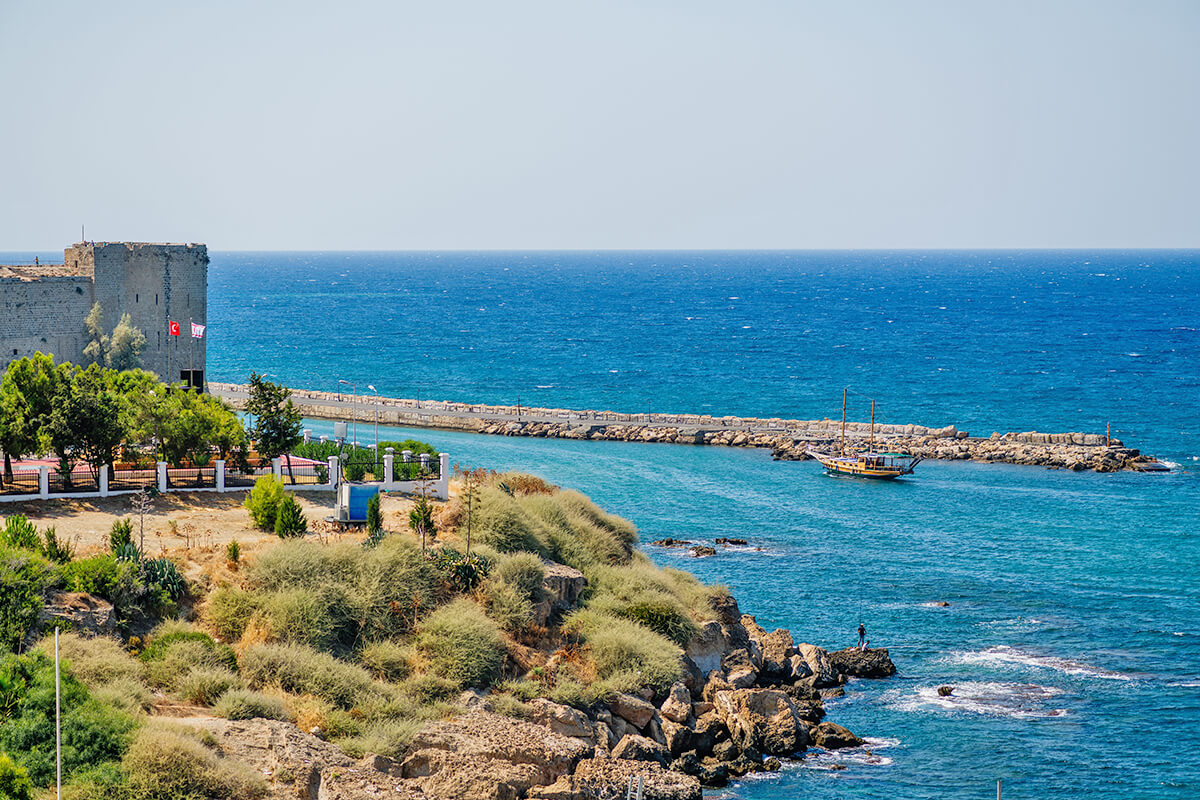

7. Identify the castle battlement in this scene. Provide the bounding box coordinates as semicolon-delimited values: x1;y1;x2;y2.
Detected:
0;241;209;387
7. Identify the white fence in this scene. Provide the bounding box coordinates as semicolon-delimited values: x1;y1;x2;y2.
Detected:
0;452;449;503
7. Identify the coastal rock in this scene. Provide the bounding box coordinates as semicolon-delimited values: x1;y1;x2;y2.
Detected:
938;685;954;697
722;648;758;689
530;698;594;739
610;693;656;729
702;672;734;704
756;629;795;681
400;710;592;800
714;538;748;546
713;689;808;756
795;643;840;688
684;622;727;675
528;756;701;800
787;654;813;682
691;712;728;757
689;545;716;557
650;539;692;547
828;647;897;678
611;734;670;766
660;718;695;756
810;722;863;750
781;684;825;724
660;682;692;724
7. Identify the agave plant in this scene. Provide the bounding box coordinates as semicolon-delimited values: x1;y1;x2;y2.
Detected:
114;541;141;563
141;557;185;600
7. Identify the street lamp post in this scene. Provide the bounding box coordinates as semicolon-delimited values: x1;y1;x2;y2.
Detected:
367;384;379;452
338;379;357;446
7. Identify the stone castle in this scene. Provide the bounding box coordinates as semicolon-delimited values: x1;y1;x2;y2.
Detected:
0;242;208;386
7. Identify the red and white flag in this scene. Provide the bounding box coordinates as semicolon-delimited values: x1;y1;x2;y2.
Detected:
191;322;206;338
168;321;180;336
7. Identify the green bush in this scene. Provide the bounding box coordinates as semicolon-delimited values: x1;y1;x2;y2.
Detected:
142;557;186;601
495;551;545;603
359;640;415;682
212;689;290;722
244;475;285;531
200;586;260;643
39;527;74;564
175;667;242;706
39;632;143;690
354;538;443;641
247;540;361;591
262;586;353;651
224;540;240;565
343;460;367;482
0;516;39;551
139;627;237;672
415;599;505;689
366;493;382;536
0;546;54;651
142;639;238;691
564;609;682;695
109;519;133;552
336;718;423;760
274;494;307;538
482;580;534;632
121;725;266;800
239;642;383;709
427;547;491;593
0;651;136;787
0;752;33;800
470;487;547;555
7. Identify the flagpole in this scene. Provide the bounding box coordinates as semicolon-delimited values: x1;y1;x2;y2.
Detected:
55;627;62;800
189;318;194;389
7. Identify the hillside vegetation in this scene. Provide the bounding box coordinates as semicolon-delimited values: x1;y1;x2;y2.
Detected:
0;472;726;799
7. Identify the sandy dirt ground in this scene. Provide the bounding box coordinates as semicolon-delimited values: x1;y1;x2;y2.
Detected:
2;489;438;561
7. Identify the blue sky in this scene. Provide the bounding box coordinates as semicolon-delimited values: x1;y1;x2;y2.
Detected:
1;1;1197;249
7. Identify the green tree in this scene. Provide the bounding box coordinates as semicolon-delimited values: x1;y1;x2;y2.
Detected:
45;364;125;485
274;494;307;538
0;353;62;485
244;373;302;484
106;312;146;371
0;751;33;800
81;303;108;365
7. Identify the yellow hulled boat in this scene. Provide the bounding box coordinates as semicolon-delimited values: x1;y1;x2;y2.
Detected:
809;389;922;479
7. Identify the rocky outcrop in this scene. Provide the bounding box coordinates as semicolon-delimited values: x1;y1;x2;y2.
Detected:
530;699;595;739
610;693;656;729
401;711;592;800
611;734;669;766
713;689;808;755
810;722;863;750
528;757;701;800
36;592;115;637
795;643;840;688
534;563;588;625
828;647;897;678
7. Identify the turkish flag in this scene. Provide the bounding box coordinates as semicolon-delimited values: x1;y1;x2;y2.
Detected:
169;321;180;336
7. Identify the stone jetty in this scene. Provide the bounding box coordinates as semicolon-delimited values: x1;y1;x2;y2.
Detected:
210;383;1153;472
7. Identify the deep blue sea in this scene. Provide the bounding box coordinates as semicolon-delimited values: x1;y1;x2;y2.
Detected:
20;249;1200;798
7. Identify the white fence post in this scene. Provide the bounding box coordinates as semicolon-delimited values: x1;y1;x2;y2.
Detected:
157;462;168;494
402;449;412;463
38;465;49;499
383;450;395;491
215;460;226;492
327;456;339;489
272;458;282;480
436;453;450;500
99;465;108;498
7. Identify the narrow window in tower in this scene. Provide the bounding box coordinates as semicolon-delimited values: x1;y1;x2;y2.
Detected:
136;293;139;303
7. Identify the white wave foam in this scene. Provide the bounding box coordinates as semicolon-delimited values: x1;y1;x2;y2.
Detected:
1168;681;1200;688
883;681;1068;719
976;617;1047;633
952;645;1134;681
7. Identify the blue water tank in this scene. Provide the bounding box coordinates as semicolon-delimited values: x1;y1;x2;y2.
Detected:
347;485;379;522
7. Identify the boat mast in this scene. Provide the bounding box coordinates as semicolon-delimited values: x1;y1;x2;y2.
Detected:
840;387;847;455
870;399;875;452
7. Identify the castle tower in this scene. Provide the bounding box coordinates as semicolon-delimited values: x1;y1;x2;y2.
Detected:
65;242;209;386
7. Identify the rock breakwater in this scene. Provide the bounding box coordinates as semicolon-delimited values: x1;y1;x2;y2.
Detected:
210;383;1151;472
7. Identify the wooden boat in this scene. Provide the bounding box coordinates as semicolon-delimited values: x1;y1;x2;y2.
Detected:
809;389;921;479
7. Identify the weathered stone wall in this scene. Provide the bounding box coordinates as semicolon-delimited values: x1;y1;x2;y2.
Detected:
0;275;94;372
0;242;208;382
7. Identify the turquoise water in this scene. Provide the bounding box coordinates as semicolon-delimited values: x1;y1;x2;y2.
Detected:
13;247;1178;797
